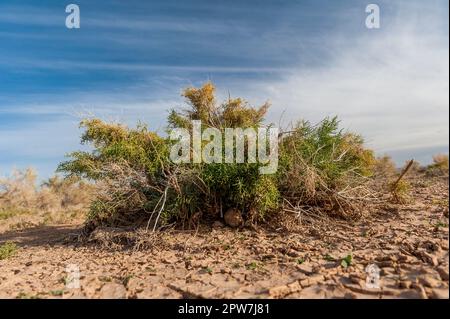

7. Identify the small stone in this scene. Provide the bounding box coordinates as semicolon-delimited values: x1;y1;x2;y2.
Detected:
286;249;300;257
224;208;244;228
64;291;86;299
287;281;302;293
99;283;127;299
344;292;358;299
398;254;414;263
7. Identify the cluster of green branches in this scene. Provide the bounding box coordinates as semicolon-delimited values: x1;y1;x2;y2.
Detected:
277;118;375;215
58;82;376;230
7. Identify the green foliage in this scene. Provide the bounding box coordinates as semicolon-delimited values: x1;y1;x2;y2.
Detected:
58;82;376;229
168;82;268;129
50;290;64;297
58;120;170;180
199;163;279;219
390;179;411;204
277;117;375;204
0;241;18;260
57;120;174;227
169;82;278;220
340;254;353;268
246;261;259;270
58;82;278;228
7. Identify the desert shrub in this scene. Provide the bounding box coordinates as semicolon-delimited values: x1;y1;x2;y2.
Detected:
199;163;279;221
58;82;377;229
426;154;449;176
384;159;417;204
374;155;397;178
0;168;93;220
59;82;278;228
57;120;173;228
168;82;269;130
169;83;279;220
277;118;375;217
58;119;170;180
85;161;155;227
390;180;411;204
0;168;38;213
41;175;93;208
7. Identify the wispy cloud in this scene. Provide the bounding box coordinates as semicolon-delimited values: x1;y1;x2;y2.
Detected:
238;3;449;155
0;0;448;178
0;58;290;74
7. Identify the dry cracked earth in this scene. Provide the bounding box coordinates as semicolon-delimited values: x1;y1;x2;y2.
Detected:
0;176;448;299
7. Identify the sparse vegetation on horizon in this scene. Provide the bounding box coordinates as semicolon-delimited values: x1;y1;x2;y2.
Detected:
427;154;449;176
0;168;93;227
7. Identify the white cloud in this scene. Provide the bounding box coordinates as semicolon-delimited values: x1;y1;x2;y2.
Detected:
240;6;449;156
1;1;448;176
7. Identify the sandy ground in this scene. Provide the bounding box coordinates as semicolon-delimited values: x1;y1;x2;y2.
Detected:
0;176;448;299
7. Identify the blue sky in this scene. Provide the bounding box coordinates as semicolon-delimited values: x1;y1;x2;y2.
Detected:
0;0;448;179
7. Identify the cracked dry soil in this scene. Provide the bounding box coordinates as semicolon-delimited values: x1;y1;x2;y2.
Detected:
0;176;448;299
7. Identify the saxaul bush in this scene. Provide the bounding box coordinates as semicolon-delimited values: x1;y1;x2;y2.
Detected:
168;82;279;223
58;119;172;228
374;155;398;178
0;168;93;220
58;82;376;231
427;154;449;176
277;118;375;218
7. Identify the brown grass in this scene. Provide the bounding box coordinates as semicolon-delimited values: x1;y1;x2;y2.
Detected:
0;168;94;227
